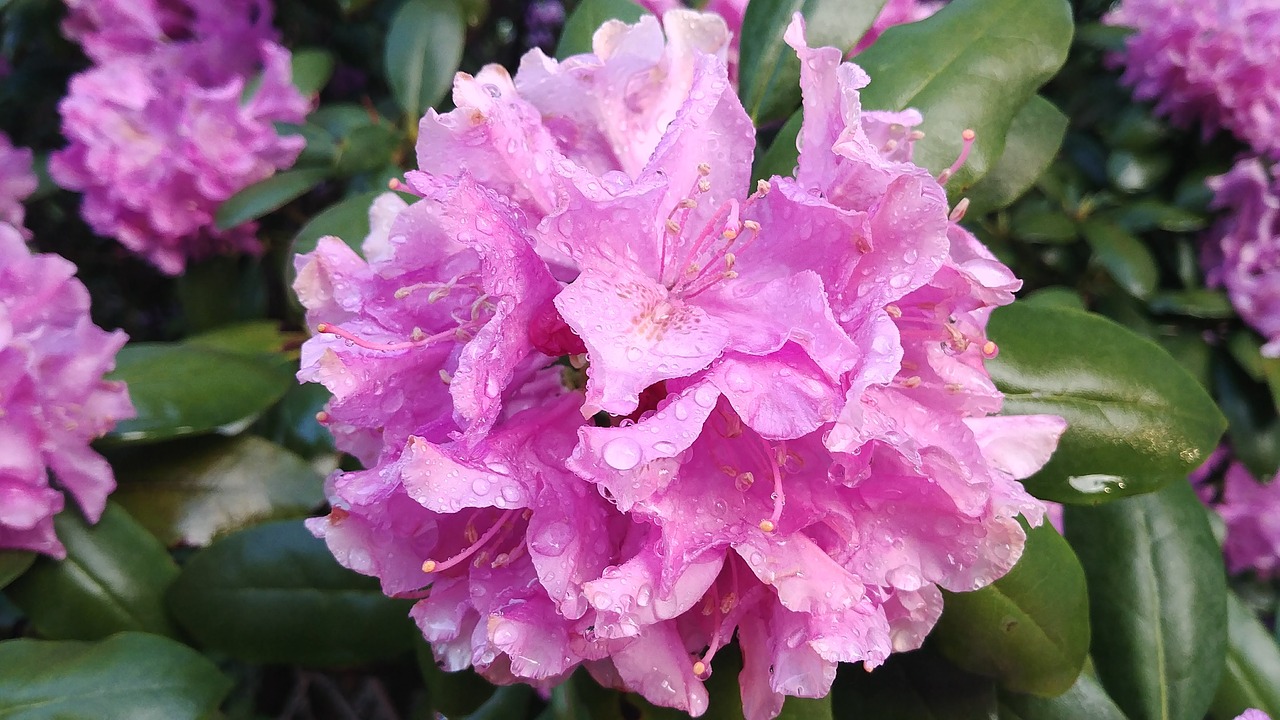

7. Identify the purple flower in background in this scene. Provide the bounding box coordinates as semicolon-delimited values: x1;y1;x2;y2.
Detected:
298;12;1063;718
1105;0;1280;159
1236;710;1273;720
525;0;567;51
853;0;942;53
0;226;133;558
1206;463;1280;578
0;132;36;239
1202;157;1280;357
51;0;309;275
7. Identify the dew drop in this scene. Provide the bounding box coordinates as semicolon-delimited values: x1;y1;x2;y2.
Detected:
602;437;643;470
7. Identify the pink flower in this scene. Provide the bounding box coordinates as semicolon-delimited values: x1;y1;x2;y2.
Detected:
1237;711;1272;720
1210;463;1280;577
1201;157;1280;357
0;226;133;558
1105;0;1280;159
0;132;36;239
854;0;942;53
299;12;1062;718
51;0;309;275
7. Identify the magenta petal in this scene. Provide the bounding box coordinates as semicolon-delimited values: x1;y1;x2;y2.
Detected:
569;380;722;510
556;269;731;415
610;622;709;715
706;349;843;440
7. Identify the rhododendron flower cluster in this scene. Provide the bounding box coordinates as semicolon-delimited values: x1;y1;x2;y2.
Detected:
0;225;133;558
297;11;1063;717
0;131;36;239
1201;157;1280;357
1104;0;1280;159
1195;460;1280;578
50;0;309;275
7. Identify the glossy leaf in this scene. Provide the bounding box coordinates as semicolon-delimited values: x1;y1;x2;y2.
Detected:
184;320;292;357
833;648;999;719
1081;218;1159;299
1107;150;1172;194
0;551;34;589
255;381;338;459
1148;290;1235;320
111;436;323;547
555;0;645;59
290;48;335;96
933;523;1090;696
6;503;180;640
105;343;294;444
465;685;536;719
384;0;466;118
1064;481;1227;720
1209;592;1280;719
168;520;415;666
856;0;1073;195
738;0;887;125
213;167;330;230
987;303;1227;503
965;96;1069;215
998;672;1126;720
417;639;500;716
0;632;231;720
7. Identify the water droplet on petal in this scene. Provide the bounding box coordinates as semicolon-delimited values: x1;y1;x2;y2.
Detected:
625;346;643;362
602;437;643;470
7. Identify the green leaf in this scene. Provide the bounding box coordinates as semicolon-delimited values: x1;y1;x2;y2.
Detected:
1081;218;1159;299
0;632;231;720
6;503;180;640
998;672;1126;719
335;123;403;176
1210;592;1280;718
1148;290;1235;320
0;551;34;589
1064;481;1228;720
555;0;645;59
856;0;1073;196
105;343;294;444
185;321;292;357
738;0;887;125
417;639;499;716
384;0;466;118
464;685;536;719
753;110;804;183
111;436;322;547
1010;206;1078;244
833;647;999;719
167;520;415;666
1106;150;1172;194
254;382;338;459
965;96;1069;216
213;167;330;230
1104;199;1206;233
290;48;335;96
933;523;1089;696
987;303;1226;503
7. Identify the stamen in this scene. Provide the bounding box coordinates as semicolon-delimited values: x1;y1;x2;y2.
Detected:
885;303;902;319
387;177;403;191
666;219;681;234
937;129;976;185
315;410;330;424
948;197;971;223
901;376;922;388
697;163;711;176
439;368;453;384
693;660;708;677
982;340;998;358
316;322;463;352
679;198;698;209
698;178;711;193
421;509;517;574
